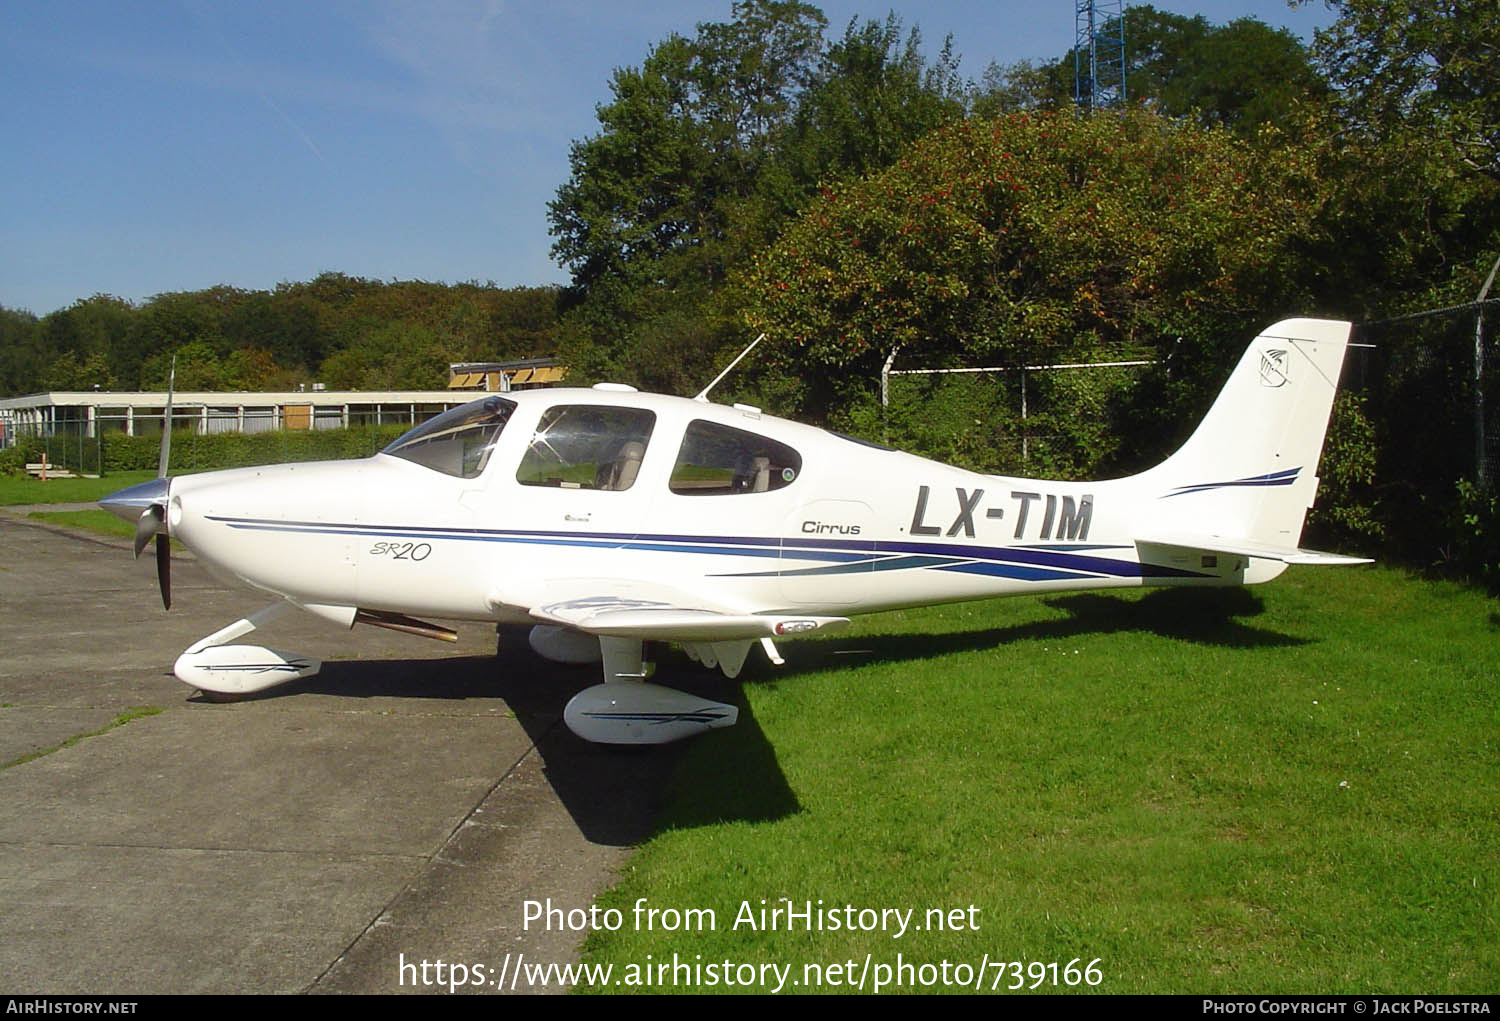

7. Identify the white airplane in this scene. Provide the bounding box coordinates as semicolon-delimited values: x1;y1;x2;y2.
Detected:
101;318;1369;744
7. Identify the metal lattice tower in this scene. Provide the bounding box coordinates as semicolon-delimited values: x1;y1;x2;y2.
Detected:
1074;0;1126;111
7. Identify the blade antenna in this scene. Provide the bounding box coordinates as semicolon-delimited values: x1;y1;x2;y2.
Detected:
694;333;766;403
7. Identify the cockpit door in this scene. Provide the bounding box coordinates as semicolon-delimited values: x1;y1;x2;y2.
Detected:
488;402;660;540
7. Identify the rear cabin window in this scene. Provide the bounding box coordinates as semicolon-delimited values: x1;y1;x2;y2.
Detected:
669;420;801;496
516;405;655;491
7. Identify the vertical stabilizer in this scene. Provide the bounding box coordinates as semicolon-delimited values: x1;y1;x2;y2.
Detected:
1140;319;1352;550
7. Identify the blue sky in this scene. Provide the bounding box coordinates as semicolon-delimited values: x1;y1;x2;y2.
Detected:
1;1;1335;316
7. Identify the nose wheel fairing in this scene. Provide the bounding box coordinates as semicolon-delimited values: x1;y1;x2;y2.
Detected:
170;600;324;696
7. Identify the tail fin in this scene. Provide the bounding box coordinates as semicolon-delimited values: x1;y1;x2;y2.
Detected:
1139;318;1354;555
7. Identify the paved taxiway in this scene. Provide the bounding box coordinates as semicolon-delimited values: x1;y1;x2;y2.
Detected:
0;511;684;993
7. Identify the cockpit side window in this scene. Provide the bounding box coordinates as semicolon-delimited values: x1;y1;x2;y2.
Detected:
382;396;516;479
669;420;801;495
516;405;656;491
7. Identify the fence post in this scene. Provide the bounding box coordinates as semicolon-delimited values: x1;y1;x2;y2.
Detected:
1476;252;1500;491
1020;368;1028;464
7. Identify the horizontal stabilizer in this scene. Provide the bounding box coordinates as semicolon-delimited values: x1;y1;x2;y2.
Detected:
1136;531;1372;566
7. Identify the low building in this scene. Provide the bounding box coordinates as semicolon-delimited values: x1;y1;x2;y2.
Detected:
447;356;567;392
0;389;473;445
0;359;569;446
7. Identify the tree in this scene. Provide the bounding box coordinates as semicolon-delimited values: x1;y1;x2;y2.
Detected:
549;3;973;390
977;6;1327;136
735;15;966;246
1306;0;1500;179
140;340;224;391
0;306;42;395
41;350;117;391
483;286;563;362
690;0;827;155
222;346;296;391
549;2;828;316
1284;0;1500;551
131;292;223;387
780;16;964;184
223;290;325;371
0;276;562;398
319;322;449;391
1153;15;1328;131
972;58;1070;117
738;110;1328;474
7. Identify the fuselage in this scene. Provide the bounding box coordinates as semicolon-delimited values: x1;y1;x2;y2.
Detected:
158;384;1272;627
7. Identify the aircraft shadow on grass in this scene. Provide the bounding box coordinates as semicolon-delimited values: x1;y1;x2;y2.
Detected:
778;585;1308;675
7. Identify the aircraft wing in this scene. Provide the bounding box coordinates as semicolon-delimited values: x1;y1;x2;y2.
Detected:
532;597;849;641
489;580;848;641
1135;531;1372;565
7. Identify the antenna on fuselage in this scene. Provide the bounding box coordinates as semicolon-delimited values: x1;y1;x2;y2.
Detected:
694;333;766;403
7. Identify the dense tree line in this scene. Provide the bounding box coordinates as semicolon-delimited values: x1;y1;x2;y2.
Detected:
0;275;561;396
739;110;1328;476
549;1;1353;404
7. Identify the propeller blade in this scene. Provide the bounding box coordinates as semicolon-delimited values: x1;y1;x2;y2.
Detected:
105;478;172;610
158;356;175;480
132;505;163;560
155;533;172;610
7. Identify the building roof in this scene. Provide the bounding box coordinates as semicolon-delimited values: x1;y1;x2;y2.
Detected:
0;390;471;411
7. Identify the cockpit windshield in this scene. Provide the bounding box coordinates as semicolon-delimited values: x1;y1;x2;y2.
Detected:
382;396;516;478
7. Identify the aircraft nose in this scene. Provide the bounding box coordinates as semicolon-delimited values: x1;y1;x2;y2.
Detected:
99;477;170;524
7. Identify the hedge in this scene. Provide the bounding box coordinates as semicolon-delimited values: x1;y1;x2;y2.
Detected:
100;425;411;474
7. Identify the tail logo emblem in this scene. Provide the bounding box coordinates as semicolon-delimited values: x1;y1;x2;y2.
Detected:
1259;348;1289;388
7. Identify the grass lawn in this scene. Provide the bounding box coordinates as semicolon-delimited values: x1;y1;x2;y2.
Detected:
22;510;188;554
578;566;1498;993
0;470;156;505
24;509;140;543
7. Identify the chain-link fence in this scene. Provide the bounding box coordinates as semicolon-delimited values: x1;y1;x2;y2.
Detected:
0;421;106;477
876;356;1155;480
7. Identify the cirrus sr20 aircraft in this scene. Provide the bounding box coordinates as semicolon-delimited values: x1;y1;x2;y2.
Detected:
101;319;1369;744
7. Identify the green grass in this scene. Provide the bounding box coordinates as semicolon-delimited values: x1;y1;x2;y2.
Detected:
0;469;156;505
578;567;1499;993
2;706;165;771
26;509;131;541
25;509;187;549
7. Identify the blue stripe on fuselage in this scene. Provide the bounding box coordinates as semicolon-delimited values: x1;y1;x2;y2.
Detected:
205;517;1208;579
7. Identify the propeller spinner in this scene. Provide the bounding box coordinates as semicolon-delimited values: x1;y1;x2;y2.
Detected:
100;477;173;609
